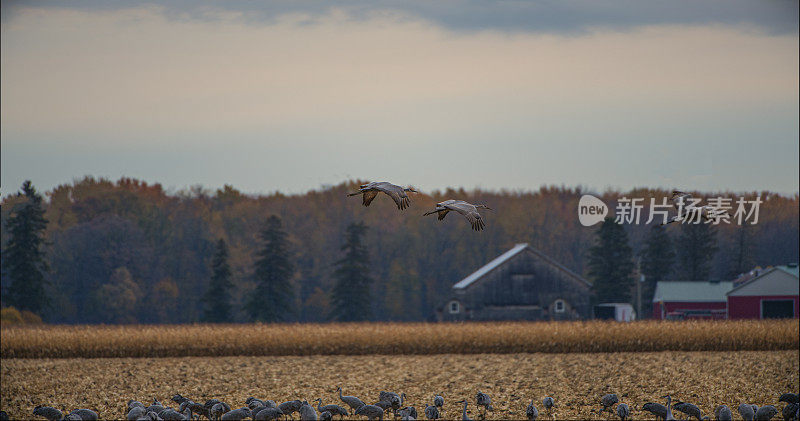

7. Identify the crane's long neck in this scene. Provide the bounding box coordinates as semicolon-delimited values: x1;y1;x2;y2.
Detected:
316;399;322;411
338;388;343;399
666;396;673;418
463;401;468;416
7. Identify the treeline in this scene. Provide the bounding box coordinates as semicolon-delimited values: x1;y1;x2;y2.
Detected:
1;177;797;324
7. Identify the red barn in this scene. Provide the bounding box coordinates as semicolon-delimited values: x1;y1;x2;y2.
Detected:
652;281;732;320
726;264;799;319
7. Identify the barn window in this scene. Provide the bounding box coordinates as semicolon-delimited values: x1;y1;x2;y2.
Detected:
554;299;566;313
449;301;460;314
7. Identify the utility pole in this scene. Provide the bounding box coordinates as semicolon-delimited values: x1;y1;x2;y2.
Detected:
635;256;643;320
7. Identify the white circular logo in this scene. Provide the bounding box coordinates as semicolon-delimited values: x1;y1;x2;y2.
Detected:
578;194;608;226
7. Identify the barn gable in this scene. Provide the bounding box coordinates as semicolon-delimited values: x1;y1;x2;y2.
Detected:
726;267;799;297
438;243;592;321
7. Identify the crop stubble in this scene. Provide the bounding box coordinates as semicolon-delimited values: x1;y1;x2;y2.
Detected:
1;351;797;420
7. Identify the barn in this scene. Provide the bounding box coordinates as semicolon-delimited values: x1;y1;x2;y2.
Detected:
651;281;732;320
436;243;592;321
726;264;799;319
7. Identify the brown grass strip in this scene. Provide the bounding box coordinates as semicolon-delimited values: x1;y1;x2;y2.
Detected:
1;320;796;359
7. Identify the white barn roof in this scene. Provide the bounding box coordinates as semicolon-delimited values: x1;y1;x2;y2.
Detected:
453;243;529;289
652;281;733;303
726;266;799;297
453;243;589;290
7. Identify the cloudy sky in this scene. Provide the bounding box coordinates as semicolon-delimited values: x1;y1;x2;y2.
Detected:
2;1;798;196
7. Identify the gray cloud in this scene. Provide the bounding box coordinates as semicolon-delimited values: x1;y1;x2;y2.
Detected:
3;0;798;35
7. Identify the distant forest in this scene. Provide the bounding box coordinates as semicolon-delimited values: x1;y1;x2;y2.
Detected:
1;177;797;324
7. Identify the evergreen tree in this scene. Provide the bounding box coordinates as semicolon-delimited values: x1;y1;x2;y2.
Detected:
641;225;675;316
201;239;234;323
330;221;374;321
728;225;755;278
677;222;718;281
245;216;295;322
587;217;634;303
2;181;50;313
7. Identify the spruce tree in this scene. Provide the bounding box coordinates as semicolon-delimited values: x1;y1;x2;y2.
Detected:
587;217;634;303
677;222;718;281
246;216;295;322
641;225;675;315
330;221;374;321
728;225;755;278
201;239;234;323
2;181;50;313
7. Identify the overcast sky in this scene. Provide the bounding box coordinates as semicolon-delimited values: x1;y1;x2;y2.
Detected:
2;1;798;197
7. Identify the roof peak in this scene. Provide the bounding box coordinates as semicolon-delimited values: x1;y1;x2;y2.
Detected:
452;243;589;290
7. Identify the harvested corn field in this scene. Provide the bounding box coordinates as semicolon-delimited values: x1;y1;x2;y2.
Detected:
2;351;798;420
2;320;797;358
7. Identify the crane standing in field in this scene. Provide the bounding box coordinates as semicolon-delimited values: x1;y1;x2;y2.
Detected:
337;387;366;414
599;394;618;416
434;394;444;417
457;400;472;421
354;404;385;421
739;403;756;421
526;400;538;421
423;200;493;231
315;399;348;419
347;182;418;210
425;401;440;420
715;405;733;421
642;402;668;420
616;403;630;421
673;401;703;420
542;397;555;419
663;395;676;421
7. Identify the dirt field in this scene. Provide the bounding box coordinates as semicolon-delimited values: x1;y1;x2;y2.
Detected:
2;351;797;420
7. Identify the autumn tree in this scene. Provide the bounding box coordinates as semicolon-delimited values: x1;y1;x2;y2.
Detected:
330;221;374;321
677;222;718;281
201;239;234;323
587;217;634;303
94;267;141;324
2;181;50;314
246;216;295;322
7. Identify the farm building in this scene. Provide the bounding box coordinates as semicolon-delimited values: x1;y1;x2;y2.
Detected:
651;280;732;320
436;243;592;321
726;264;799;319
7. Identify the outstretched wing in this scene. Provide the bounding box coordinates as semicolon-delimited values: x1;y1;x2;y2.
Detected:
362;190;379;207
437;209;450;220
672;191;692;210
374;183;410;210
445;202;485;231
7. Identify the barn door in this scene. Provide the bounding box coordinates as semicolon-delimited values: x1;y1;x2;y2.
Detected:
761;299;794;319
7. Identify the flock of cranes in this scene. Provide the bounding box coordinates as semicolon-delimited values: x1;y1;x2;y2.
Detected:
348;182;492;231
349;182;721;231
597;393;798;421
19;390;798;421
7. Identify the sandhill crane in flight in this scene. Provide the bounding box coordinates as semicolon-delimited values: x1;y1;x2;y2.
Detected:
423;200;492;231
347;182;418;210
662;190;729;225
